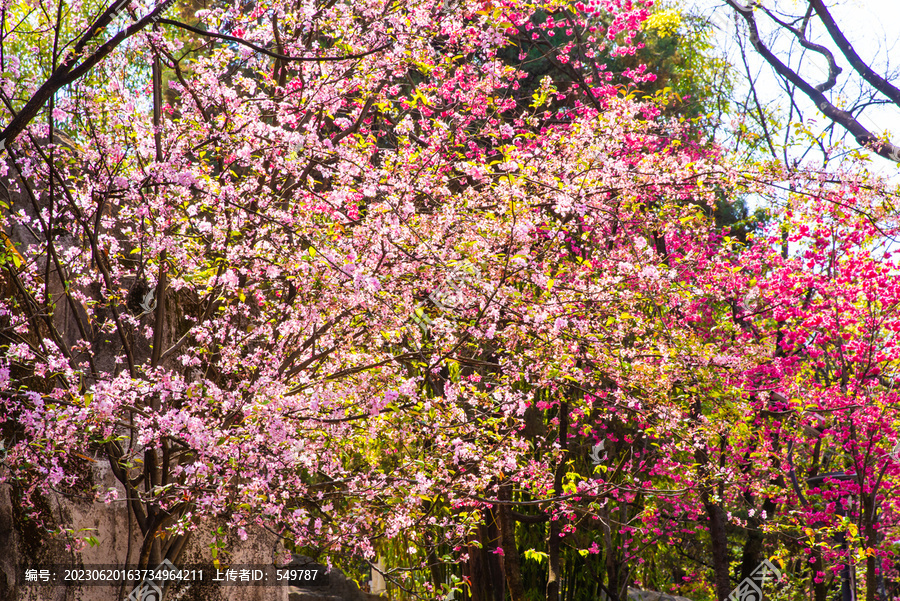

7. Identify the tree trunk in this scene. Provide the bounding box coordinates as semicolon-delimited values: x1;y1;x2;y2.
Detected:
497;484;526;601
547;401;569;601
740;498;775;581
704;499;731;601
811;549;828;601
466;524;499;601
604;515;619;601
863;495;877;601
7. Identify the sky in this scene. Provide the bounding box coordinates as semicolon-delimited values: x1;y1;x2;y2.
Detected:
683;0;900;178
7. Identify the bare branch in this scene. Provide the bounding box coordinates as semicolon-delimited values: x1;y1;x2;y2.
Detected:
809;0;900;106
727;0;900;162
757;2;842;92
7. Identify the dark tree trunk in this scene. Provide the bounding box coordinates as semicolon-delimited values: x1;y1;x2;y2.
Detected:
740;497;776;581
704;498;731;601
489;521;505;601
547;401;569;601
465;523;499;601
695;436;730;601
497;484;526;601
863;494;877;601
810;549;828;601
604;517;619;601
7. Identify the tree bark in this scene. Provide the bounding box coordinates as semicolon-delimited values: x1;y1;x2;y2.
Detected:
497;484;526;601
547;401;569;601
703;498;731;601
808;0;900;107
863;494;877;601
811;548;828;601
740;497;775;581
0;7;169;151
695;436;730;601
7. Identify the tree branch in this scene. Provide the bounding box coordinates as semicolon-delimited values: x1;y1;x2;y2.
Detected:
809;0;900;106
156;19;392;63
0;5;168;150
728;0;900;162
757;3;841;92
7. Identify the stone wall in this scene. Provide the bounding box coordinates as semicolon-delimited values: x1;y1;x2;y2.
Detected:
0;459;290;601
0;478;702;601
0;459;386;601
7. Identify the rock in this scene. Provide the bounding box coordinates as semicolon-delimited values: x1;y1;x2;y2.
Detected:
627;587;695;601
286;555;383;601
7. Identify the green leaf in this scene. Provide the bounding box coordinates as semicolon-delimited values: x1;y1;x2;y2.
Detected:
524;549;548;563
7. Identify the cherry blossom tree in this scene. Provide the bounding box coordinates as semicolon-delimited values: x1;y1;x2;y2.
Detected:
1;0;899;600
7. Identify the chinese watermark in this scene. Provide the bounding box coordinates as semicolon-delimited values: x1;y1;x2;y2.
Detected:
149;0;178;24
124;559;177;601
728;559;782;601
110;0;130;18
589;440;607;465
110;0;178;24
409;260;479;330
139;286;157;314
707;0;757;33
